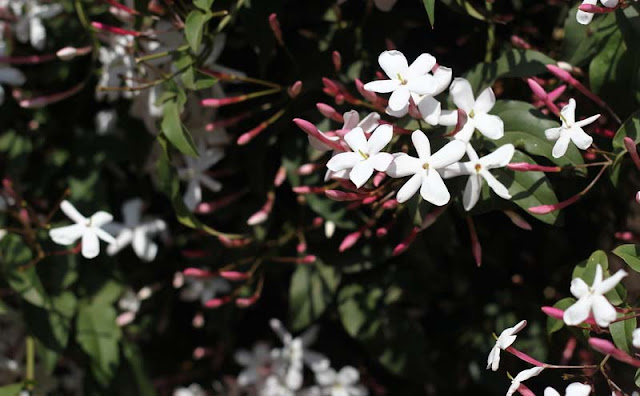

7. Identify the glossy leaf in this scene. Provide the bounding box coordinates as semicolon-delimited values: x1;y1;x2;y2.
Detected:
289;259;341;331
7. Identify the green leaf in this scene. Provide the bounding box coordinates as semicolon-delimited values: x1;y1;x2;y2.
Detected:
161;98;199;157
185;10;212;53
438;0;486;21
547;297;575;336
612;110;640;152
635;368;640;388
612;244;640;272
76;301;122;386
493;150;560;225
610;315;636;354
423;0;435;27
561;6;617;66
289;260;341;331
0;383;23;396
23;292;77;352
193;0;214;11
0;234;47;307
492;100;585;172
122;342;158;396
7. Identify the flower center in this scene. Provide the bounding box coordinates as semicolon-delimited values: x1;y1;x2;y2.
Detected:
474;163;482;173
397;73;408;85
469;109;476;118
422;162;430;170
358;149;369;160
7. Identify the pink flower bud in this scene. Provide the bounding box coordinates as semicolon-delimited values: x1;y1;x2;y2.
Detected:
547;85;567;101
503;210;532;231
339;231;362;252
589;338;640;367
541;306;596;325
288;81;303;98
392;227;419;256
91;21;142;36
376;227;388;238
615;231;635;241
201;96;246;108
20;82;85;108
507;162;562;172
116;311;136;326
510;35;532;50
332;51;342;72
623;137;640;171
527;78;547;100
274;166;287;187
297;163;321;175
204;296;232;309
269;13;284;46
292;118;343;151
325;190;365;201
361;196;377;205
373;171;386;187
636;191;640;204
192;312;205;327
546;64;574;83
579;3;617;12
183;268;215;278
316;103;344;122
529;194;580;214
236;294;260;307
321;78;340;96
219;271;251;281
382;199;399;209
517;384;536;396
355;79;378;102
297;242;307;253
56;47;78;60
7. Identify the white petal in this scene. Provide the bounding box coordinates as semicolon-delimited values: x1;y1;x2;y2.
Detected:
199;175;223;193
396;173;423;203
358;112;380;132
411;130;431;161
561;98;577;125
90;211;113;228
474;87;496;114
122;198;143;226
591;294;617;327
450;77;475;114
367;124;393;154
482;171;511;199
378;50;409;80
95;228;116;245
601;0;618;6
29;18;46;51
349;160;374;188
481;144;514;168
438;109;459;126
463;175;482;211
417;96;441;126
454;121;475;142
183;179;202;211
552;133;571;158
429;140;466;168
576;9;594;25
327;152;361;172
432;66;452;95
474;113;504;140
107;229;133;256
370;153;393;172
408;53;436;77
60;200;86;224
513;366;544;382
574;114;601;128
545;127;562;141
570;278;590;299
342;110;360;130
344;127;368;153
543;388;562;396
81;229;101;259
0;67;26;86
565;382;592;396
563;297;592;326
387;155;422;178
441;161;474;179
595;269;628;295
569;127;593;150
407;74;437;96
388;85;411;112
421;170;450;206
363;79;400;94
337;366;359;386
487;346;500;371
386;103;409;118
49;224;85;245
133;231;157;262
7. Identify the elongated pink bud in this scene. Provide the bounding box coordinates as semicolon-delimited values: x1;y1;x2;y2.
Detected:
339;231;362;252
204;296;232;308
548;85;567;101
355;79;378;102
293;118;343;151
546;64;575;84
19;82;85;108
219;271;251;281
247;193;275;225
361;196;377;205
183;268;215;278
274;166;287;187
0;53;56;64
237;122;267;145
217;235;252;248
288;81;303;98
269;13;284;46
508;162;562;172
392;227;419;256
373;171;386;187
504;210;532;231
293;185;327;194
332;51;342;72
511;35;532;50
316;103;344;122
504;346;545;367
236;294;260;308
321;78;340;96
615;231;635;241
297;241;307;253
529;194;580;214
297;163;322;175
589;338;640;367
325;190;365;201
541;306;596;325
56;46;92;60
623;137;640;171
527;78;547;100
201;96;246;108
116;311;136;326
382;199;398;209
516;384;536;396
196;191;247;214
91;21;142;36
104;0;140;15
579;3;617;12
561;337;577;364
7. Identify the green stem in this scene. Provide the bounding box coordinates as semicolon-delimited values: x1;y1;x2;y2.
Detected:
26;336;35;390
484;1;495;63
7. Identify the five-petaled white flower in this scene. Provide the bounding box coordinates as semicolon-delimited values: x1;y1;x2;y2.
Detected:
49;200;116;259
544;382;592;396
563;264;627;328
576;0;617;25
443;144;514;211
545;98;599;159
11;0;63;50
235;342;274;387
386;130;466;205
364;50;439;112
440;77;504;142
312;365;368;396
326;124;393;188
105;198;167;262
179;275;231;306
506;366;544;396
487;320;527;372
177;143;225;211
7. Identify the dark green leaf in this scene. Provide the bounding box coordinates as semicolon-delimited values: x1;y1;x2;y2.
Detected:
289;260;341;331
0;234;47;307
547;297;575;336
423;0;435;27
610;315;636;354
161;98;199;157
612;244;640;272
0;383;23;396
185;10;212;53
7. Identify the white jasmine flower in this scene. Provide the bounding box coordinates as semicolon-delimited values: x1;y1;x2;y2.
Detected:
326;124;393;188
442;144;515;211
486;320;527;372
563;264;627;327
235;342;274;387
177;143;225;211
0;43;26;106
96;35;138;101
544;98;599;159
364;50;439;112
180;276;231;305
259;375;297;396
105;198;167;262
95;110;117;135
387;130;466;205
576;0;617;25
544;382;592;396
440;78;504;142
49;200;116;259
633;328;640;349
173;383;206;396
312;365;368;396
507;367;544;396
12;0;63;50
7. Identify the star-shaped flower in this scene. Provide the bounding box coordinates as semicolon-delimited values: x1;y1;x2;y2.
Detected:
49;200;116;259
443;144;515;211
11;0;63;50
235;342;274;387
387;130;466;205
506;367;544;396
486;320;527;372
364;50;438;112
312;365;368;396
544;382;591;396
440;77;504;142
326;124;393;188
545;98;599;159
105;198;167;262
563;264;627;327
177;142;225;211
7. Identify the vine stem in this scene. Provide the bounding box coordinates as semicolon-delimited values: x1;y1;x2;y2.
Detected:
26;336;35;390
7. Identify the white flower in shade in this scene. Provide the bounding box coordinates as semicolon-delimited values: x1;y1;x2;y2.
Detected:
11;0;63;50
260;375;297;396
544;383;592;396
49;201;116;259
507;367;544;396
177;143;225;211
0;43;26;106
442;144;515;211
312;366;368;396
96;35;137;101
179;276;231;306
173;383;206;396
105;198;167;262
235;342;274;387
95;110;117;135
386;130;466;205
632;328;640;349
576;0;617;25
364;50;439;112
545;98;599;159
440;78;504;142
486;320;527;372
326;124;393;188
563;264;627;327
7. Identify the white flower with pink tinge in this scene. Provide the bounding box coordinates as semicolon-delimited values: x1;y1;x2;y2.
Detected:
326;124;394;188
49;201;116;259
486;320;527;372
576;0;617;25
364;50;439;112
544;382;592;396
563;264;627;328
387;130;466;205
544;98;599;159
506;367;544;396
